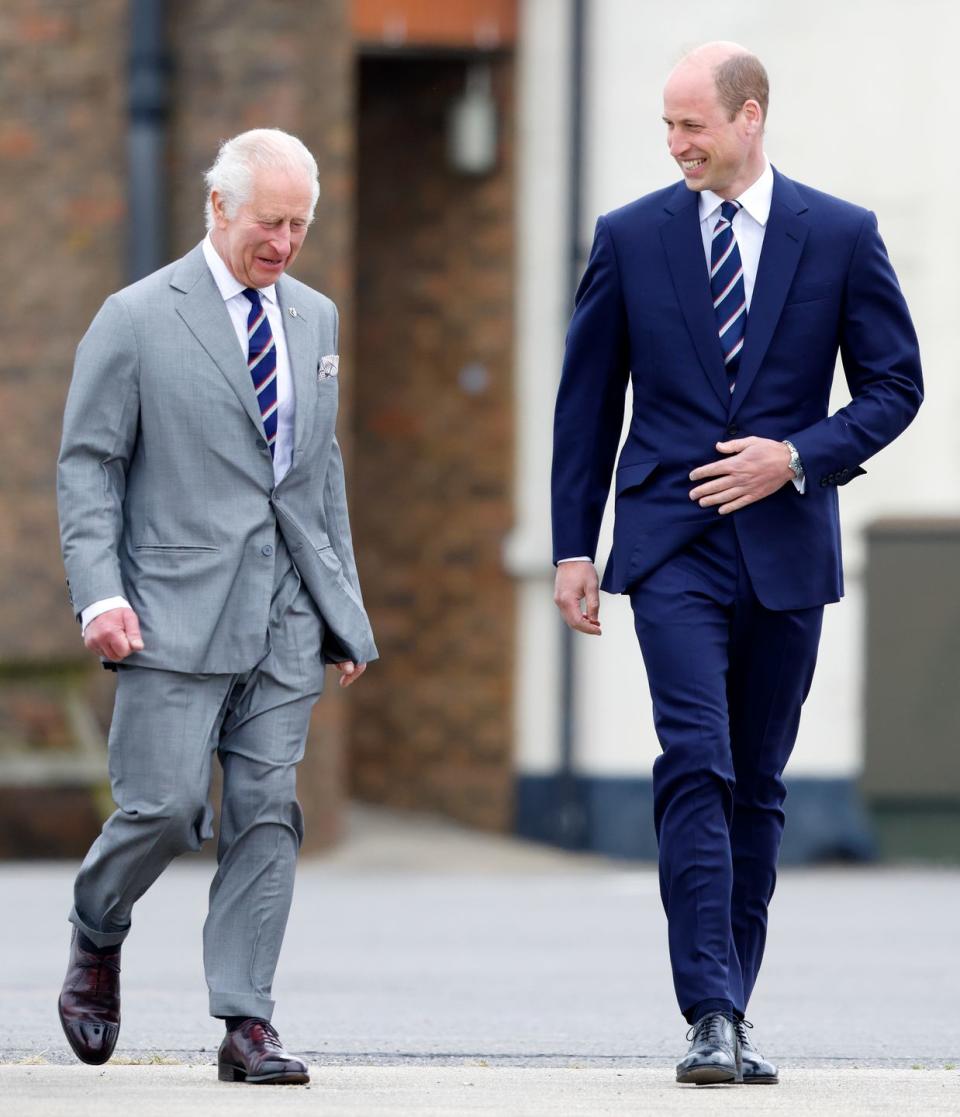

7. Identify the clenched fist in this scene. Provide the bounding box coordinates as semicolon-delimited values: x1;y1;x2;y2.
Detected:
83;607;144;661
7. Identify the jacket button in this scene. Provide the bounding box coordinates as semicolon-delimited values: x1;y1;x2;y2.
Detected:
256;437;267;451
840;469;850;481
261;544;274;557
820;478;828;487
726;425;739;438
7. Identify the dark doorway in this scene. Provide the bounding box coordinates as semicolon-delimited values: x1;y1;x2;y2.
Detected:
350;53;516;830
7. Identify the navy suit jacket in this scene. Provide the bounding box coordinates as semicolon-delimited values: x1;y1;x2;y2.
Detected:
551;169;923;611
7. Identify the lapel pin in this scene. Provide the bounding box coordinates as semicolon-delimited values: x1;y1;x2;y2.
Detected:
288;306;298;318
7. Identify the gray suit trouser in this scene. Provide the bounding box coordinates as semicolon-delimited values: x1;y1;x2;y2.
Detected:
69;535;325;1020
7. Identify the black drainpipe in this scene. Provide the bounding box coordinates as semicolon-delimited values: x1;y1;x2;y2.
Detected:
127;0;169;282
552;0;588;850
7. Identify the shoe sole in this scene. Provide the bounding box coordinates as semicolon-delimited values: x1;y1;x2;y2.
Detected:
743;1074;779;1085
676;1065;739;1085
218;1063;310;1085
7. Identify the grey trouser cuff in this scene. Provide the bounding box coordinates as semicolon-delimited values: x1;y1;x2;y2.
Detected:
209;992;276;1021
69;906;130;949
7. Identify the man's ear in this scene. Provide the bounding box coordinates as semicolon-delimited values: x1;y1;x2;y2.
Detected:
741;99;763;134
210;190;227;227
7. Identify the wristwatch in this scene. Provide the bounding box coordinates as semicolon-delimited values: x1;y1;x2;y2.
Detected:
782;440;804;484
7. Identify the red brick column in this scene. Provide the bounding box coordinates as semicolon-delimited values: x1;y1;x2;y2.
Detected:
167;0;356;852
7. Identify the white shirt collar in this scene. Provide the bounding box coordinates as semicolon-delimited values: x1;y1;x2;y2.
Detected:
202;234;277;305
698;158;773;228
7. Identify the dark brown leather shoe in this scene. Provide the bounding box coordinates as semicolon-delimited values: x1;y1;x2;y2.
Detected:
58;928;121;1065
217;1019;309;1085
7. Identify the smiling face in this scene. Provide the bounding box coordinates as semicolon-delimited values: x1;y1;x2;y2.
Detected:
662;60;764;200
209;166;314;289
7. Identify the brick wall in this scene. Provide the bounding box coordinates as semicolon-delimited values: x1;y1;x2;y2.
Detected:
2;4;518;851
0;1;357;854
167;0;358;852
0;2;128;854
167;0;354;306
0;1;128;663
350;54;516;831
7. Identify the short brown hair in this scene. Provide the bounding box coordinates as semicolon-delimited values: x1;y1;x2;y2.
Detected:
714;54;769;124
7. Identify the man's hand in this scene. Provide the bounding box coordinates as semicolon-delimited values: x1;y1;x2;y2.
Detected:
689;437;793;515
554;560;602;636
335;661;367;688
84;607;145;661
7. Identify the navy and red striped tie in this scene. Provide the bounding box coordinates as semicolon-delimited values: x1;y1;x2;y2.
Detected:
710;200;747;393
242;287;278;457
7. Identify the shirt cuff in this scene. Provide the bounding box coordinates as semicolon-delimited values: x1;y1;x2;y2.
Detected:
557;556;593;564
80;596;131;636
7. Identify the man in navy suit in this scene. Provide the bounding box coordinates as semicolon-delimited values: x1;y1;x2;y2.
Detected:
552;42;922;1085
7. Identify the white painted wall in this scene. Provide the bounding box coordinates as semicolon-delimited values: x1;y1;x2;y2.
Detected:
507;0;573;773
513;0;951;781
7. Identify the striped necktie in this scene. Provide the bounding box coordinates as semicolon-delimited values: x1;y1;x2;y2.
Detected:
710;200;747;393
241;287;278;457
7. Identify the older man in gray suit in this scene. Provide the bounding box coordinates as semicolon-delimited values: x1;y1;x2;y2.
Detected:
56;128;376;1085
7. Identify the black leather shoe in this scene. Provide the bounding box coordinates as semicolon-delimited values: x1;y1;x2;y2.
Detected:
675;1012;742;1085
218;1019;309;1085
736;1019;779;1084
58;928;121;1065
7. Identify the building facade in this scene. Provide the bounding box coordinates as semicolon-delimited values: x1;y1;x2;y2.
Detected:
3;0;954;861
511;0;954;861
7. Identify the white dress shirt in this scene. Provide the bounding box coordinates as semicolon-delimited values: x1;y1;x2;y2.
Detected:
80;237;297;634
696;158;803;493
697;157;773;313
558;159;800;566
201;234;296;482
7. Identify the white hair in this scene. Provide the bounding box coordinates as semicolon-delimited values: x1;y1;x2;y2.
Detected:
203;128;320;231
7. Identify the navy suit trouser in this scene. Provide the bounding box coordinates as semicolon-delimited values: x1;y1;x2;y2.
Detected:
629;519;823;1022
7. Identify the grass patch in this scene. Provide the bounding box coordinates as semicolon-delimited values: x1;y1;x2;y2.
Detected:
112;1055;184;1066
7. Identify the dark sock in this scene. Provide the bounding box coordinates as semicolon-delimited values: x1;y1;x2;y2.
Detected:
77;931;119;957
225;1016;257;1032
688;998;737;1025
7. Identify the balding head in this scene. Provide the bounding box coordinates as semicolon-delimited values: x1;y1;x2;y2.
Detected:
669;42;769;125
662;41;769;199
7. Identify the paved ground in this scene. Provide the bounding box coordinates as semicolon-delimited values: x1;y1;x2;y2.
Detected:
2;804;959;1114
4;1066;959;1116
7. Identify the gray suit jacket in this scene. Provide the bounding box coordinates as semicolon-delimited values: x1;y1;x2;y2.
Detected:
57;243;378;673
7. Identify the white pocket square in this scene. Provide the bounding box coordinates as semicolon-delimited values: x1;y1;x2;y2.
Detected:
318;354;339;381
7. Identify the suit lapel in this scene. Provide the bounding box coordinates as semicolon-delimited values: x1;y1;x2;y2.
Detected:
172;246;266;438
276;278;317;459
729;171;809;418
659;184;730;409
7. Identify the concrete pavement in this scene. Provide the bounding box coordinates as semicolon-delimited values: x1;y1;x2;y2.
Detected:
2;804;959;1114
3;1066;960;1116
